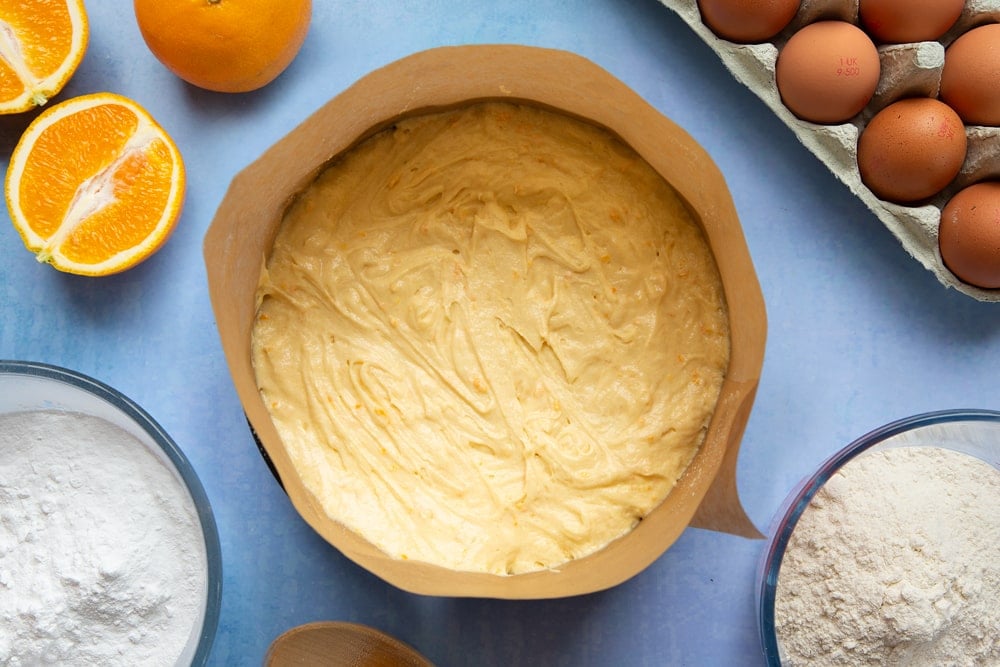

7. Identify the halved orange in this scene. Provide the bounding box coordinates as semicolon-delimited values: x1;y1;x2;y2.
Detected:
5;92;186;276
0;0;89;114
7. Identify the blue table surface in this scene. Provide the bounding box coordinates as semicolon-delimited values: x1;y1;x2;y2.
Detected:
2;2;998;665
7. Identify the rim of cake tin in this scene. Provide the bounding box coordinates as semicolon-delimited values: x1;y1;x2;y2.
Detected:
0;359;223;667
756;408;1000;666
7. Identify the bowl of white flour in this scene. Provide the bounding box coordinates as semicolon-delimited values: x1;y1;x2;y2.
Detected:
757;409;1000;667
0;360;222;666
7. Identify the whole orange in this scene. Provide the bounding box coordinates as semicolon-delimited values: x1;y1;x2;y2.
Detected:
133;0;311;93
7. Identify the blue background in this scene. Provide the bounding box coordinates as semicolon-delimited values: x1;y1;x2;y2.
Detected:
1;2;997;665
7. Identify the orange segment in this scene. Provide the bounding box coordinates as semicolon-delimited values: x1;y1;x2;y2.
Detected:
0;0;89;113
5;92;186;276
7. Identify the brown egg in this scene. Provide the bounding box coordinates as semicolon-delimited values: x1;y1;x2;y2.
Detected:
698;0;801;43
859;0;964;43
939;182;1000;289
857;98;967;204
940;24;1000;127
775;21;880;124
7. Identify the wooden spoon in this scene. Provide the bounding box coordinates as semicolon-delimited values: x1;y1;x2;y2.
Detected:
265;621;434;667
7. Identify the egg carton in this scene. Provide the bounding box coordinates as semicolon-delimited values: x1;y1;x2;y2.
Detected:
659;0;1000;302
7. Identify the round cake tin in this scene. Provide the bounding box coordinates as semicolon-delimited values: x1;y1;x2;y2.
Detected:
206;44;768;598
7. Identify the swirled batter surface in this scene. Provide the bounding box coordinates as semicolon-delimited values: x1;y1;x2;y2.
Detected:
252;102;729;574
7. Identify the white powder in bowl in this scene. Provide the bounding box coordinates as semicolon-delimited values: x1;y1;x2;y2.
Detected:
0;410;208;666
774;446;1000;666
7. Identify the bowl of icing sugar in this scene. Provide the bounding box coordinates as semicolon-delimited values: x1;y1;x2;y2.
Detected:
0;360;221;666
757;409;1000;667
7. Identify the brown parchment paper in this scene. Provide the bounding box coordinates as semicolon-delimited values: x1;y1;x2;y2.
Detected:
204;45;767;599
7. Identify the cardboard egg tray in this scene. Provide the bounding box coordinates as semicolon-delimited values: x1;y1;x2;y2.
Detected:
659;0;1000;302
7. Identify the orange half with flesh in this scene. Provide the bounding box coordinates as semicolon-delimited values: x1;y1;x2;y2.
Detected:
0;0;89;113
5;92;186;276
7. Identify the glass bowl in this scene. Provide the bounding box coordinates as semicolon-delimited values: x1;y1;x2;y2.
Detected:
0;360;222;666
756;409;1000;665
